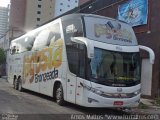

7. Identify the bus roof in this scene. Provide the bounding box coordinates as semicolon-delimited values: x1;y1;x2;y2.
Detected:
11;13;130;43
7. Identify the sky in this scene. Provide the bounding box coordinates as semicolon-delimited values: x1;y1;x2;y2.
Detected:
0;0;10;7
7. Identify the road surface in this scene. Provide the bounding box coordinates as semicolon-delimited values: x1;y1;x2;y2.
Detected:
0;78;127;120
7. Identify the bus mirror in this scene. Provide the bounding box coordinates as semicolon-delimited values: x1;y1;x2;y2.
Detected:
139;45;155;64
71;37;94;58
80;82;84;87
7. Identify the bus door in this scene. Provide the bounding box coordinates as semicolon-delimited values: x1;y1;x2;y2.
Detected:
66;43;86;103
66;45;79;103
66;73;77;103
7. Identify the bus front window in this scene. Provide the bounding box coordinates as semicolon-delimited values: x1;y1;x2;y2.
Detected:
89;48;141;87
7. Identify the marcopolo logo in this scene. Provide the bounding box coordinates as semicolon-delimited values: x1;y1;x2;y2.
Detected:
117;88;123;92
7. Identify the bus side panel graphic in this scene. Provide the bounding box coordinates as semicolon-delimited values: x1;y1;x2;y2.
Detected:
23;39;63;84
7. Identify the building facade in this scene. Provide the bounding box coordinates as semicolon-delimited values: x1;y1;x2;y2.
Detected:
54;0;91;17
0;6;9;48
9;0;55;35
24;0;55;31
0;6;10;76
54;0;80;17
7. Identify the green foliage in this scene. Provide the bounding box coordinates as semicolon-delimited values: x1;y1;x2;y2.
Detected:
0;48;6;64
138;102;149;109
155;97;160;106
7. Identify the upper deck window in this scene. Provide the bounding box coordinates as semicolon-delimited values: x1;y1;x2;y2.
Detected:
32;23;61;51
10;23;61;54
62;15;86;77
62;16;84;44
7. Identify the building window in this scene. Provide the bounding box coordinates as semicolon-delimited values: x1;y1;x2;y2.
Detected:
37;18;40;21
38;5;41;8
37;11;41;14
75;0;77;3
60;3;63;5
38;0;42;1
60;9;62;12
67;5;70;7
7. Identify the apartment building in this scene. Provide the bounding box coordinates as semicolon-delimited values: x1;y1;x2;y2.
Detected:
24;0;55;31
10;0;55;34
54;0;79;17
54;0;90;17
9;0;26;39
0;6;9;45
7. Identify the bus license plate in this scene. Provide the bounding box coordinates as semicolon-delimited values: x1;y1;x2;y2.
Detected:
113;101;123;106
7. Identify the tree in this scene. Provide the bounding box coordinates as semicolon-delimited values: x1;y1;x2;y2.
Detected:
0;48;6;65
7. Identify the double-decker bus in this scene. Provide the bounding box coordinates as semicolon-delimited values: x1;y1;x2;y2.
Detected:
8;14;154;107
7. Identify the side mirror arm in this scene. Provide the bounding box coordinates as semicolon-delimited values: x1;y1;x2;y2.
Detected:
71;37;94;58
139;45;155;64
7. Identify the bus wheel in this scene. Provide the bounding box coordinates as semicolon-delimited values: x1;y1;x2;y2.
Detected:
18;78;23;92
15;79;19;90
56;84;65;106
13;79;16;89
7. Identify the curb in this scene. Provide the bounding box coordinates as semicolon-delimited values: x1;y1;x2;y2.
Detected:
131;106;160;115
148;105;160;109
1;76;7;79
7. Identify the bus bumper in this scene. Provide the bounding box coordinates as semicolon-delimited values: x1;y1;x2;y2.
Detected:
81;92;140;108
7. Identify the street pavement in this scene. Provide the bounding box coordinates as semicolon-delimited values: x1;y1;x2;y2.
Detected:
0;78;128;120
132;99;160;115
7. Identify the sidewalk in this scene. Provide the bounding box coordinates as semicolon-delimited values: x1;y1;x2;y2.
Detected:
132;98;160;114
0;76;7;81
1;75;7;79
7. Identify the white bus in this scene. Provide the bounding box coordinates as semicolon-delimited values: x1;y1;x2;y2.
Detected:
8;14;154;107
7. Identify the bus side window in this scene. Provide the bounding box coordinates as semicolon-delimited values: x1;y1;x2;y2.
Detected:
32;23;61;50
66;43;86;78
25;36;36;51
48;32;61;47
62;17;84;44
32;29;50;50
66;43;79;75
48;23;61;47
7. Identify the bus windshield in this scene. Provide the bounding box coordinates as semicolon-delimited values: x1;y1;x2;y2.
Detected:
89;48;141;87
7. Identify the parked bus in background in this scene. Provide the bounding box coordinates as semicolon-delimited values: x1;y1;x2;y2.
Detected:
8;14;155;107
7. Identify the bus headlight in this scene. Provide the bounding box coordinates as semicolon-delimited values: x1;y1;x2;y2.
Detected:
80;83;104;96
91;88;104;95
88;97;99;103
133;89;141;95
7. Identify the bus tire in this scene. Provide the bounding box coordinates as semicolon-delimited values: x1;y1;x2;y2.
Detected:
13;76;17;89
15;79;19;90
55;84;65;106
18;78;23;92
13;79;16;89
